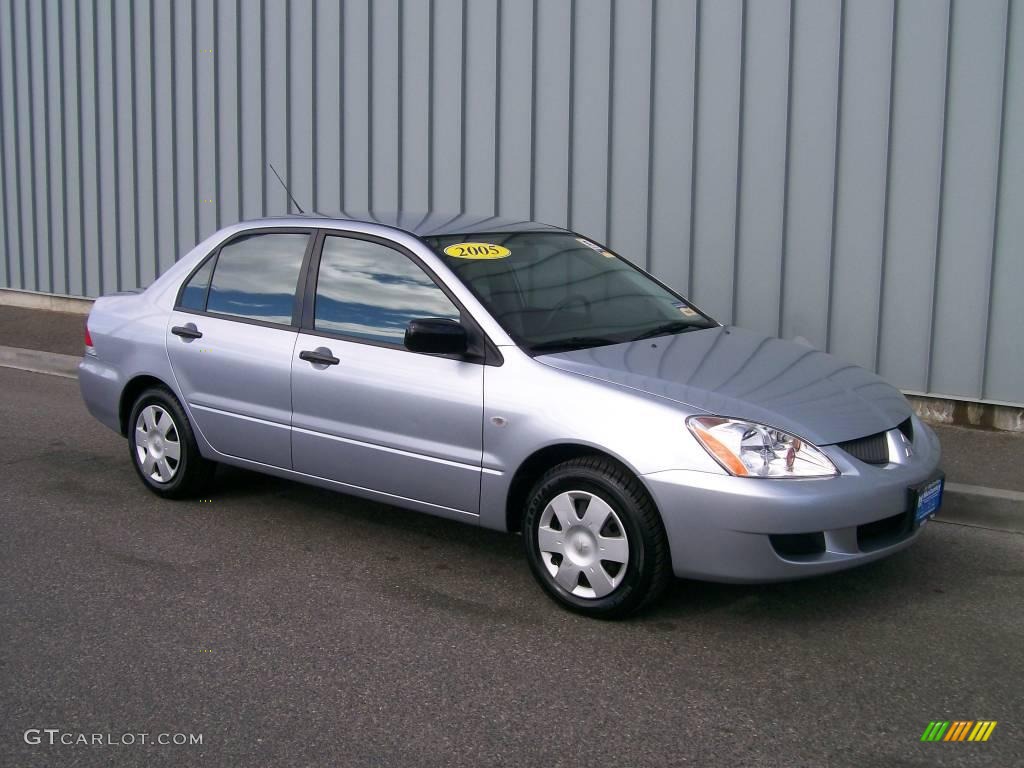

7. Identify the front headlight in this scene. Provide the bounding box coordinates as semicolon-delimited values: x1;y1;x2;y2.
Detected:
687;416;838;478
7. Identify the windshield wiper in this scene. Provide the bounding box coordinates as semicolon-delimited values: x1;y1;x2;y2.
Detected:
529;336;622;354
630;321;705;342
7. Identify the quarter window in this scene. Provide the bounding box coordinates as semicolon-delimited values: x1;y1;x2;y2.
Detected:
314;236;460;345
204;233;308;324
178;256;215;311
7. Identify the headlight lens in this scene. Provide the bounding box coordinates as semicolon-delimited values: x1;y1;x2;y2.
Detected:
687;416;838;478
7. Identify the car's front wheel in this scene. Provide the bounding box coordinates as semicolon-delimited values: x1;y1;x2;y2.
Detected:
128;387;214;498
523;456;671;618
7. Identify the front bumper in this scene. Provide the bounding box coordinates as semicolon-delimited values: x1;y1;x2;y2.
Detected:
643;418;942;583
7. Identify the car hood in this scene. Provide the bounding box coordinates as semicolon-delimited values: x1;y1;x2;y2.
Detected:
536;326;912;446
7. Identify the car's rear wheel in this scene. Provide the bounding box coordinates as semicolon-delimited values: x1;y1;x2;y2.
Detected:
128;387;214;498
522;456;671;618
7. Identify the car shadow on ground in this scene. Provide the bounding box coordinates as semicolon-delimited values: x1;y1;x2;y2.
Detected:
207;464;944;627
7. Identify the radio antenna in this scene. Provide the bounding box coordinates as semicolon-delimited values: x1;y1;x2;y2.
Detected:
268;162;305;214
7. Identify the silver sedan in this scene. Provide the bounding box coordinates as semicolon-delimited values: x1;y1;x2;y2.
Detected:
79;212;943;617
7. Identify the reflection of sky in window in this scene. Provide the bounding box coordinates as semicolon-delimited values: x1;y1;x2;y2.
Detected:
206;234;307;323
315;237;458;343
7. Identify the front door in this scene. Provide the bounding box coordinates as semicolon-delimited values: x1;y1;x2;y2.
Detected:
165;230;311;468
290;233;485;515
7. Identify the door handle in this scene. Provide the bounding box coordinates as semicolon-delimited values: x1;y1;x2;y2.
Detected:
171;324;203;340
299;349;340;366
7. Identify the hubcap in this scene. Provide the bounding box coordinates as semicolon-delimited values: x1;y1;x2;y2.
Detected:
537;490;630;599
134;405;181;484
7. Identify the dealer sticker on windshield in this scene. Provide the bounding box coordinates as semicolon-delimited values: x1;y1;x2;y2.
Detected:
443;242;510;259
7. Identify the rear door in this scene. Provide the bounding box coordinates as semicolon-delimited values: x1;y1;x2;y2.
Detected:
166;229;313;468
290;232;485;516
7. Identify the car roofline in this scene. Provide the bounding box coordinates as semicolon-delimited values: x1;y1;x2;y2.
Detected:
230;211;569;238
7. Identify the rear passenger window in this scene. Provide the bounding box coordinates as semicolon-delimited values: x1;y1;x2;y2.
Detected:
314;236;459;345
205;233;308;324
178;257;215;310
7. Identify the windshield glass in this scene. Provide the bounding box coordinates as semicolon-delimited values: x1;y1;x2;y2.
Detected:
423;231;716;353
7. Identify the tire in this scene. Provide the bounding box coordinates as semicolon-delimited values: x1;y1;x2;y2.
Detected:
127;386;215;499
522;455;671;618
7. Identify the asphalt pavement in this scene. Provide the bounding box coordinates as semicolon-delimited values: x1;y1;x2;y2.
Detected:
1;366;1022;767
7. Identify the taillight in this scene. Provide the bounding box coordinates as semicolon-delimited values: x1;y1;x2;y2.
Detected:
84;323;96;355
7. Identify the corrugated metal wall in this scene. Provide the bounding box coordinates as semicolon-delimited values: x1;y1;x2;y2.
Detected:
0;0;1021;405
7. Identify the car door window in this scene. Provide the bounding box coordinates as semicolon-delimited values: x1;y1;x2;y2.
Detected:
314;236;459;345
204;232;309;324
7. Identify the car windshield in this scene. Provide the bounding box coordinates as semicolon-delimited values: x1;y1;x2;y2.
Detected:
423;231;716;353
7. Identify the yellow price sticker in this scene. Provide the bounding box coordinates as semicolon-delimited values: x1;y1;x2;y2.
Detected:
443;242;511;259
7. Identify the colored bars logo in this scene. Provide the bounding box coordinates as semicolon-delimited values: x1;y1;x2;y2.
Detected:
921;721;997;742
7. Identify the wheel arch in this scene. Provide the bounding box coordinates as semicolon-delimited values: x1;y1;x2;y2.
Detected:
504;443;657;534
118;374;176;436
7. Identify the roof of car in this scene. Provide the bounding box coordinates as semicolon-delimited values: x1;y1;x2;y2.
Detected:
306;210;568;237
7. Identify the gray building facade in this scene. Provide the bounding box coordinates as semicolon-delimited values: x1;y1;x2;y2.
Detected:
0;0;1021;405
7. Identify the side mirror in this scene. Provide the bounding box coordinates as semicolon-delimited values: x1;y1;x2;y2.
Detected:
404;318;468;356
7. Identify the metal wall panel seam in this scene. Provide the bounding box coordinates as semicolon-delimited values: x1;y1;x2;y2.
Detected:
924;0;955;394
528;0;537;220
235;0;243;219
58;0;70;294
342;0;350;210
460;0;469;214
4;1;22;289
824;0;846;352
980;0;1013;400
129;0;141;289
397;0;404;216
185;0;197;245
687;0;702;296
148;0;159;280
731;0;747;323
428;0;436;214
286;0;293;214
874;0;899;374
492;0;500;215
643;0;658;271
777;0;796;337
364;0;372;214
14;0;31;289
25;0;41;290
0;2;9;289
75;1;85;292
169;3;180;259
259;0;266;216
91;0;102;293
109;2;122;290
41;0;54;292
310;0;317;213
214;2;221;228
565;0;574;228
604;0;616;246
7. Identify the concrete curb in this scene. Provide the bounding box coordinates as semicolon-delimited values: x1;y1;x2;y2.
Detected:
0;288;93;315
0;345;80;379
937;489;1024;534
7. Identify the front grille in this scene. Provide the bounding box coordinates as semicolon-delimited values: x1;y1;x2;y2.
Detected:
838;430;890;465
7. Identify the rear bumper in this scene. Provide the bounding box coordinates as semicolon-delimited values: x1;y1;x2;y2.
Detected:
643;419;942;583
78;355;123;434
